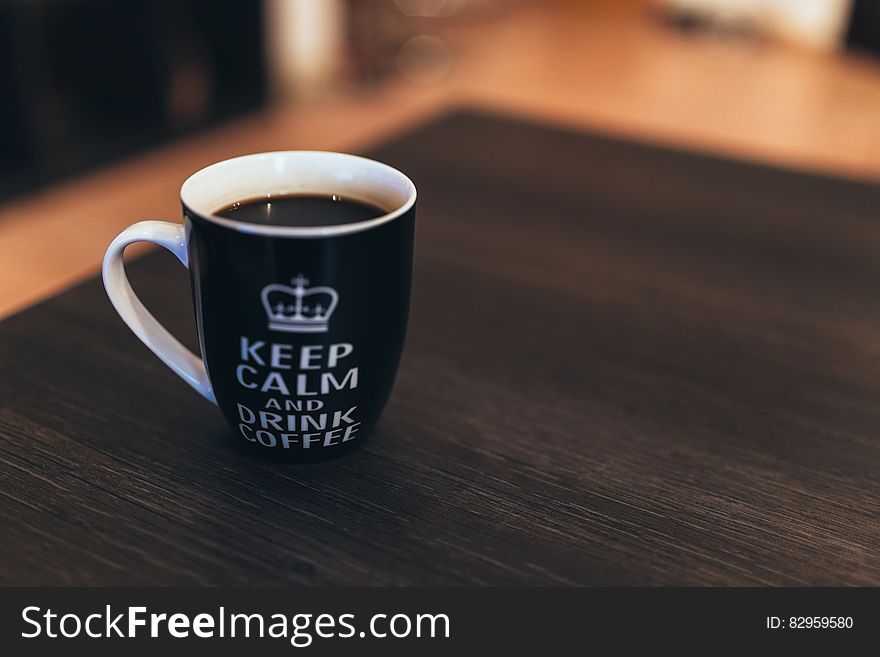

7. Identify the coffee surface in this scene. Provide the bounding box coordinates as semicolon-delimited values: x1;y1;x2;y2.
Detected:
217;194;384;227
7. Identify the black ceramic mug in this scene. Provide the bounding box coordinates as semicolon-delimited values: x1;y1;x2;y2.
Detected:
103;152;417;462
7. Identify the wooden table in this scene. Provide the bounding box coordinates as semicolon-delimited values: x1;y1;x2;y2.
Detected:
2;110;879;585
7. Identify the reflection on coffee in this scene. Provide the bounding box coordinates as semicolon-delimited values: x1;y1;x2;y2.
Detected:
217;194;384;227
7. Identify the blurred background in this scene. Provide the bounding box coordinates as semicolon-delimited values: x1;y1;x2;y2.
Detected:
1;0;879;317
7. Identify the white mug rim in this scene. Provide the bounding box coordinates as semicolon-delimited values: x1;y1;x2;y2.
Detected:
180;151;417;238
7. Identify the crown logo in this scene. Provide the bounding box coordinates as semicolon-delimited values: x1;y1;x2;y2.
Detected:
261;274;339;333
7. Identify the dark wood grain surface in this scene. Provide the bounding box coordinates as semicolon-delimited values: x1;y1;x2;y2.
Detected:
2;110;880;586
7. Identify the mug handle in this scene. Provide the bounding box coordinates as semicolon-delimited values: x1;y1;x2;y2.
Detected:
102;220;216;404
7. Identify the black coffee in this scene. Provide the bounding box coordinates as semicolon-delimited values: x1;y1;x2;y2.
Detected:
217;194;384;227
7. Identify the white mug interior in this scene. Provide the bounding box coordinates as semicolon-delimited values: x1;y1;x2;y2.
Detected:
180;151;417;238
